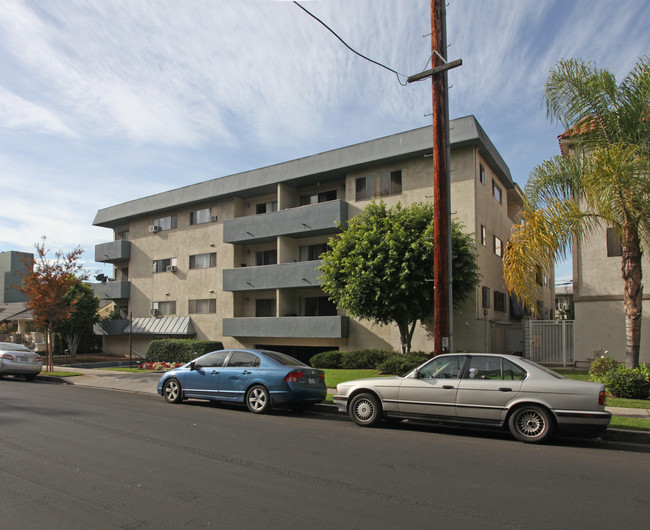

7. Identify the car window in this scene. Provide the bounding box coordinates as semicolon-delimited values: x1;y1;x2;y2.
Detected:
418;355;467;379
467;356;503;380
503;359;527;380
197;351;230;368
0;343;31;352
261;350;306;366
226;351;260;368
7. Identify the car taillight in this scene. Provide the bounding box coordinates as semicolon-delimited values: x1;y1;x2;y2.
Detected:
0;354;13;360
319;373;325;381
599;391;607;406
284;370;304;383
35;357;42;362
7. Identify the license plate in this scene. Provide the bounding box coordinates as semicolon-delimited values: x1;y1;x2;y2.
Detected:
308;378;316;385
19;356;29;362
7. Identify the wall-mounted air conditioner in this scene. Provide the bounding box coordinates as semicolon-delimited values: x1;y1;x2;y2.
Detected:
210;215;218;222
149;225;161;233
150;308;160;316
166;265;177;272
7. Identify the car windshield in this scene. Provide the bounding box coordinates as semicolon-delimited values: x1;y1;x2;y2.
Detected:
515;357;563;379
0;343;32;352
261;350;307;367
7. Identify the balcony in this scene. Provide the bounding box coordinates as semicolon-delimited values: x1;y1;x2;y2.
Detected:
223;260;322;291
223;316;349;339
95;240;131;263
91;280;130;301
223;200;347;244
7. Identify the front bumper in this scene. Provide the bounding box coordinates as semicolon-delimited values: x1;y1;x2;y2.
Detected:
332;395;348;412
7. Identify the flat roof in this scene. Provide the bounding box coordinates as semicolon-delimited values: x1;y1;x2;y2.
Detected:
94;115;513;228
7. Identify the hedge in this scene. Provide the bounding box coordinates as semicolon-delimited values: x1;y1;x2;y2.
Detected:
145;339;224;364
309;349;432;374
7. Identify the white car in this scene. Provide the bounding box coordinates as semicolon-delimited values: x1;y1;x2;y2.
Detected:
334;353;611;443
0;342;43;381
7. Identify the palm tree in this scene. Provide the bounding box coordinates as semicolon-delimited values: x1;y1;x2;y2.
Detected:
503;56;650;368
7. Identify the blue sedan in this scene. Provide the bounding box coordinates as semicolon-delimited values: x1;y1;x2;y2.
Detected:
157;349;327;413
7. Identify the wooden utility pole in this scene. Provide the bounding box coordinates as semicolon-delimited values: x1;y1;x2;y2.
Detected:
431;0;449;355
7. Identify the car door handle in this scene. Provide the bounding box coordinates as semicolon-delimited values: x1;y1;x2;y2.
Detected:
210;370;220;375
242;370;252;375
499;387;512;392
442;385;455;389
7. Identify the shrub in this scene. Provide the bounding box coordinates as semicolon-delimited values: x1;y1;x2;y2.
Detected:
145;339;224;363
340;349;390;369
605;368;650;399
309;350;343;369
637;363;650;384
377;352;432;375
589;355;621;382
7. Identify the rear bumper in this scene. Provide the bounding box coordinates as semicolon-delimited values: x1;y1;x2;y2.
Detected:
272;386;327;405
554;409;611;436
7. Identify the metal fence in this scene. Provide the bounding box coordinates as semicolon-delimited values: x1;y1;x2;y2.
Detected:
524;320;574;366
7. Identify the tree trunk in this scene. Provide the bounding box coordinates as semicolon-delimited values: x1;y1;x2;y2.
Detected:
621;226;643;368
64;332;81;356
397;319;416;354
45;325;54;373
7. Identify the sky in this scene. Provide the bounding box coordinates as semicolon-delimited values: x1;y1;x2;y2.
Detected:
1;0;648;283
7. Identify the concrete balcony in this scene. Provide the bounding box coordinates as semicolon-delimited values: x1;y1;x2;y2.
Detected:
91;280;130;301
95;240;131;263
223;260;322;292
223;200;347;245
223;316;349;339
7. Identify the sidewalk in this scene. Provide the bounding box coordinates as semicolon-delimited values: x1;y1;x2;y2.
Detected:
43;365;650;444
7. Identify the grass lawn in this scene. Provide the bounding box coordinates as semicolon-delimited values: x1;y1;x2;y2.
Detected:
323;369;388;388
609;416;650;432
42;371;83;377
100;367;151;373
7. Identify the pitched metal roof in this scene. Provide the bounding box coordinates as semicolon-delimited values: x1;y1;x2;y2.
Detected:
124;316;195;336
0;302;32;322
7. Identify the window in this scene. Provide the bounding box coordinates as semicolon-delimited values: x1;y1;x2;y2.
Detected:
153;258;177;273
304;296;337;316
480;225;487;246
466;356;527;381
300;189;337;205
418;355;467;379
482;286;490;309
197;350;229;368
256;249;277;266
494;291;507;312
256;201;278;214
189;299;216;314
299;243;329;261
190;208;212;225
153;215;177;231
189;252;216;269
256;298;276;317
355;170;402;201
606;227;622;257
492;180;502;204
226;351;260;367
479;164;486;186
115;230;129;241
493;236;503;257
152;301;176;315
256;203;266;214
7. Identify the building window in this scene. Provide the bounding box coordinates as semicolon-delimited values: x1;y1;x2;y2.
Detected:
152;301;176;315
299;243;329;261
482;286;490;309
479;164;486;186
255;298;276;317
492;180;502;204
189;299;216;314
493;236;503;257
256;249;277;266
152;215;177;231
494;291;507;313
153;257;177;273
256;201;278;214
300;190;337;205
115;230;129;241
355;170;402;201
304;296;337;316
481;225;487;246
189;252;216;269
606;227;622;257
190;208;212;225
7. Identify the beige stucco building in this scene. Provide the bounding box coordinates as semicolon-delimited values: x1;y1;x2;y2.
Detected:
93;116;552;361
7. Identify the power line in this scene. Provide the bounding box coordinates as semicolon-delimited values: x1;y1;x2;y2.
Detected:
293;1;408;86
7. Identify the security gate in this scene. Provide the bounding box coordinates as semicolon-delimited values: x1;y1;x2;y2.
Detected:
524;320;574;366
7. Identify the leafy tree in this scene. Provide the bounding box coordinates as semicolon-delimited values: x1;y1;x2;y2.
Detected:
503;56;650;368
19;238;88;371
319;201;480;353
55;282;99;356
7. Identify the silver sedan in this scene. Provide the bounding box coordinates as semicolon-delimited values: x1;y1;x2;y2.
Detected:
334;353;611;443
0;342;43;381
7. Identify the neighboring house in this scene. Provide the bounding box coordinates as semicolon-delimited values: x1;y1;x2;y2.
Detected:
92;115;553;361
554;283;574;320
0;251;34;342
559;132;650;364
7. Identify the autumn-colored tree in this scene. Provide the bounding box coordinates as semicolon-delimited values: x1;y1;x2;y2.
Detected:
19;238;88;372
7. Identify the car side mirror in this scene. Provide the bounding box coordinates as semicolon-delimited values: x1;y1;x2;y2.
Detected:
412;368;420;379
189;361;197;371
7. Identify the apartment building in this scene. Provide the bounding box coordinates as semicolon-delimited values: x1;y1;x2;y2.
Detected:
93;115;550;360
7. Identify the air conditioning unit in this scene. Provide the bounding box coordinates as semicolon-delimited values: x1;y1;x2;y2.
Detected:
210;215;218;222
166;265;177;272
149;225;161;233
150;308;159;316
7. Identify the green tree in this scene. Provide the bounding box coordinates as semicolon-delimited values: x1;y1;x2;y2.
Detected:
319;201;480;353
503;56;650;368
56;282;100;356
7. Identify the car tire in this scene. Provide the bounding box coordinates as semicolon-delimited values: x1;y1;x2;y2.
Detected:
163;378;183;404
24;374;37;381
508;405;554;443
246;385;271;414
349;393;382;427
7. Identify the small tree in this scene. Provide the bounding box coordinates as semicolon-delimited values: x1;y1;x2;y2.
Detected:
56;282;99;356
319;201;480;353
19;238;88;371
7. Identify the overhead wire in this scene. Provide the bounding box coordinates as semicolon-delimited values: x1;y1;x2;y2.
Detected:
293;1;409;86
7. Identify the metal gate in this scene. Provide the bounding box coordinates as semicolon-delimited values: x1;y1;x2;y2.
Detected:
524;320;574;366
490;322;524;355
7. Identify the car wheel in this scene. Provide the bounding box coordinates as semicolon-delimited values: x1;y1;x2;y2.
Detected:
349;393;382;427
508;405;554;443
24;374;37;381
246;385;271;414
163;378;183;404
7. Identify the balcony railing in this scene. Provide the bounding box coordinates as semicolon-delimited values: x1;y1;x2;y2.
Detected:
223;316;348;339
223;260;322;291
91;280;130;301
95;240;131;263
